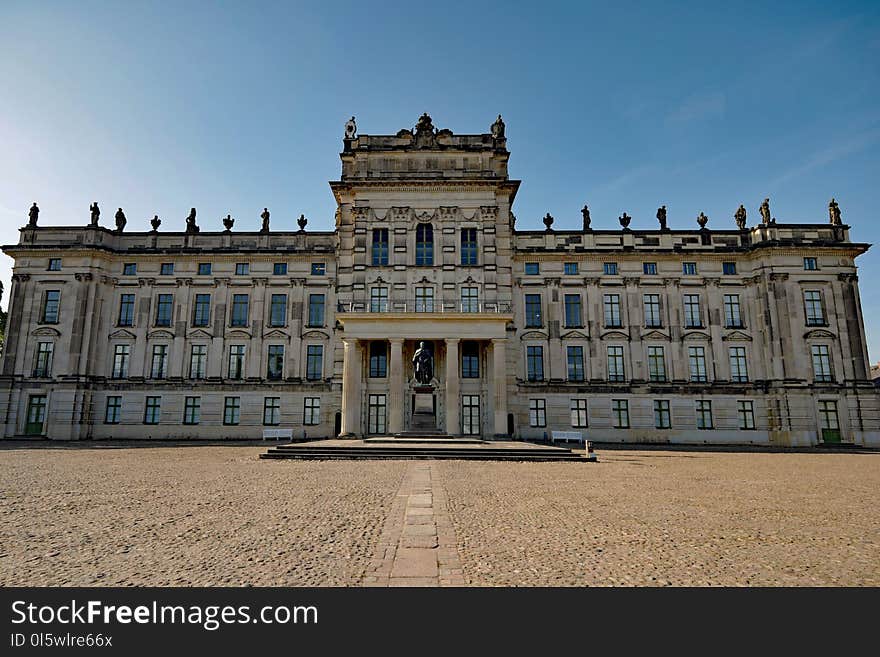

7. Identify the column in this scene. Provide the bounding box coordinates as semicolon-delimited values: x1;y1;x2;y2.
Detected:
492;338;508;437
388;339;405;434
340;338;360;437
445;339;460;436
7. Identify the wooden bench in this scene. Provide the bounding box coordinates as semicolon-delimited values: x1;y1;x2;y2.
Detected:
551;430;584;445
262;428;293;441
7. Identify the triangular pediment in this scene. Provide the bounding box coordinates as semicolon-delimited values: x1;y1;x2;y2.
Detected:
263;329;289;339
225;329;252;339
561;330;590;340
600;329;630;341
188;328;213;339
147;329;175;340
682;330;711;341
804;329;837;340
31;326;61;337
519;330;549;341
641;329;670;341
108;329;137;340
722;330;753;342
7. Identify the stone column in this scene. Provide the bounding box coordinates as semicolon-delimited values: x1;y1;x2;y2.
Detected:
340;338;360;437
388;339;404;434
492;338;508;437
445;338;460;436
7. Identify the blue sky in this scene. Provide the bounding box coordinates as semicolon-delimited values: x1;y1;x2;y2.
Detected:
1;1;879;355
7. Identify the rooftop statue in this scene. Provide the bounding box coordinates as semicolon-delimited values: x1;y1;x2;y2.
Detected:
581;204;591;231
344;116;357;139
27;202;39;227
759;198;772;225
115;208;127;232
734;204;747;230
829;198;842;226
619;212;632;230
90;202;100;226
543;212;554;231
261;207;271;233
657;205;667;230
413;113;436;147
151;215;161;231
185;208;200;234
491;114;505;139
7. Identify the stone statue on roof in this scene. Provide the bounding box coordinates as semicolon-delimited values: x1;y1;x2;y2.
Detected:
734;204;747;230
28;202;39;227
115;207;127;232
344;116;357;139
491;114;505;139
90;202;100;226
829;198;842;225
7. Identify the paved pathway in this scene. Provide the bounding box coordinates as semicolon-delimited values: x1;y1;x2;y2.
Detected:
363;462;465;586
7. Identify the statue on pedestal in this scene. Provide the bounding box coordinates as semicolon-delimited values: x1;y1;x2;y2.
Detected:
115;208;127;232
734;204;747;230
829;198;842;225
90;202;100;226
260;208;270;233
412;341;434;385
185;208;199;234
28;202;39;227
657;205;667;230
581;204;591;231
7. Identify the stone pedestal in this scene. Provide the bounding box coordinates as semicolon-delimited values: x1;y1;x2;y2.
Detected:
411;390;436;431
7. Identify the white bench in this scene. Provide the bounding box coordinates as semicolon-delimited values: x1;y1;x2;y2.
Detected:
551;430;584;444
262;428;293;441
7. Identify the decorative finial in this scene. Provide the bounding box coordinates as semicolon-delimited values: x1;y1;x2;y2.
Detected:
115;207;127;233
656;205;668;230
543;212;554;231
581;204;591;231
697;211;709;229
89;201;100;227
150;215;161;231
298;213;308;231
619;212;632;230
222;214;234;231
27;202;39;228
829;198;842;226
260;207;270;233
734;204;747;230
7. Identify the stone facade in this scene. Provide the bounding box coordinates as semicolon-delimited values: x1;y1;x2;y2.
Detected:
2;114;878;446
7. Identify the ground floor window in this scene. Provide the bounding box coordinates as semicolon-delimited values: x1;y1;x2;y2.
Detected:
570;399;588;428
144;396;161;425
818;400;841;443
223;397;241;425
25;395;47;435
462;395;480;435
612;399;629;428
368;394;386;434
654;400;671;429
529;399;546;427
304;397;320;426
696;400;713;429
737;400;755;430
183;396;201;425
263;397;281;426
105;396;122;424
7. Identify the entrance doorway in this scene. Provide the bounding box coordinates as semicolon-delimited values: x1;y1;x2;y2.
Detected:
462;395;480;435
368;394;387;435
25;395;47;436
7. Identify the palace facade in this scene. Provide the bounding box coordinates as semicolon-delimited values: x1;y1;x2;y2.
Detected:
2;114;878;446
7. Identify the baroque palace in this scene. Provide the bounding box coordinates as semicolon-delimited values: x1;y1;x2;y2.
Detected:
2;114;878;446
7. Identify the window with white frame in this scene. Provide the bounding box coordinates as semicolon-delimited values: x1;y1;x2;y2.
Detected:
461;287;479;313
370;287;388;313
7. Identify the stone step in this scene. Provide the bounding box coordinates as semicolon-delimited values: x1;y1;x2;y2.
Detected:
260;451;585;462
260;444;588;462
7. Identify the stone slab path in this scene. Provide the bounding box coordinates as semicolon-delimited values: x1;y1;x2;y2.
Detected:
363;462;465;586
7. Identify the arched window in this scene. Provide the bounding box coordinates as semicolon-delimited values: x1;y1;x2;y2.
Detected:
415;224;434;266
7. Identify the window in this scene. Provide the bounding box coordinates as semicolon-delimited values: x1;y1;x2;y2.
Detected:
818;400;840;443
183;397;201;425
603;294;621;328
150;345;168;379
112;344;130;379
306;345;324;380
305;397;321;426
737;400;755;430
370;287;388;313
643;262;657;275
654;400;671;429
25;395;47;435
41;290;60;323
529;399;546;427
190;345;207;379
812;345;832;382
34;342;53;377
804;257;818;271
571;399;588;428
228;345;245;380
603;262;618;275
729;347;749;382
564;294;582;327
648;346;667;382
462;395;481;435
267;345;285;380
683;294;702;328
372;229;389;266
269;294;287;327
723;294;743;328
263;397;281;426
643;294;662;328
688;346;707;382
682;262;697;275
461;228;478;266
198;263;212;276
695;400;713;429
607;346;625;382
235;263;249;276
105;396;122;424
369;342;387;378
48;258;61;271
415;223;434;266
117;294;135;326
461;287;479;313
567;346;585;382
804;291;825;326
526;345;544;382
525;294;542;327
525;262;540;275
273;262;288;276
123;263;137;276
308;263;325;277
223;397;241;425
231;294;250;327
155;294;173;327
722;262;737;275
564;262;579;275
192;294;211;327
612;399;629;428
160;263;174;276
367;395;386;433
462;342;479;379
415;287;434;312
308;294;325;326
144;396;161;425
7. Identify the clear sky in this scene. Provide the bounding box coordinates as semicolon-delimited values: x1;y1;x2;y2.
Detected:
1;1;879;354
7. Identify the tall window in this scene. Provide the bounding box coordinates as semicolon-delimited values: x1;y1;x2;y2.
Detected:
372;229;389;266
105;396;122;424
461;342;479;378
462;395;481;435
567;346;585;382
564;294;583;327
529;399;546;427
526;345;544;382
570;399;588;428
643;294;662;328
183;397;201;425
461;228;478;266
223;397;240;425
367;395;386;433
155;294;173;327
190;345;207;379
34;342;53;377
305;397;321;426
150;345;168;379
369;342;387;378
604;294;621;327
648;346;666;382
811;345;832;382
683;295;702;328
607;346;625;382
308;294;325;327
729;347;749;382
231;294;249;327
193;294;211;327
682;262;697;275
737;400;755;430
370;287;388;313
612;399;629;428
263;398;281;426
25;395;47;435
654;400;671;429
461;287;479;313
723;294;742;328
306;345;323;380
525;294;542;327
235;263;250;276
118;294;135;326
112;345;130;379
688;346;707;382
415;224;434;266
268;294;287;327
818;400;840;442
144;396;161;425
228;345;245;380
695;400;713;429
267;345;285;380
41;290;60;324
415;287;434;312
804;291;825;326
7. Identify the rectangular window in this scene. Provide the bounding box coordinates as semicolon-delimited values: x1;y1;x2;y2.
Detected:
525;262;540;275
461;228;478;266
155;294;173;327
525;294;542;327
804;257;818;271
372;229;389;266
269;294;287;327
306;345;324;380
603;262;618;275
118;294;135;326
526;345;544;382
223;397;240;425
34;342;53;378
612;399;629;428
688;346;707;382
48;258;61;271
123;263;137;276
818;400;840;443
804;291;825;326
41;290;60;324
529;399;546;427
370;287;388;313
737;400;755;430
603;294;621;327
183;397;201;425
228;345;245;380
683;294;702;328
415;224;434;266
367;395;386;433
607;346;625;382
696;400;713;429
729;346;749;382
682;262;697;275
273;262;288;276
369;342;387;378
190;345;207;379
160;263;174;276
105;396;122;424
144;396;161;425
723;294;743;328
307;294;325;327
263;397;281;426
231;294;250;327
150;345;168;379
267;345;285;380
567;346;585;382
311;262;326;276
193;294;211;327
235;263;249;276
461;342;480;379
648;345;667;382
112;344;130;379
564;262;579;275
461;287;479;313
722;262;737;275
25;395;48;435
643;262;657;275
643;294;662;328
564;294;582;327
305;397;321;426
415;287;434;313
198;263;212;276
570;399;588;428
462;395;481;435
811;345;832;382
654;400;671;429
